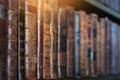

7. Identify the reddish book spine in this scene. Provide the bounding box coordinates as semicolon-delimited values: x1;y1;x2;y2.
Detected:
66;6;74;78
7;0;18;79
86;15;92;76
100;18;106;75
25;0;38;79
90;14;98;77
80;11;87;77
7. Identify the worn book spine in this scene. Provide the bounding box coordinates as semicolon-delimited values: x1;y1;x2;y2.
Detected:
7;0;18;79
66;7;74;78
37;0;44;79
111;23;118;74
43;0;51;79
74;11;80;78
96;21;102;75
105;18;112;75
0;0;7;80
118;25;120;74
25;0;37;79
90;14;98;77
58;7;67;78
49;0;58;79
100;18;106;75
86;15;91;77
18;0;25;80
80;11;87;77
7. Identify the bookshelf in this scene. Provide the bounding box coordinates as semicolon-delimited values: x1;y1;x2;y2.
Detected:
58;0;120;80
85;0;120;20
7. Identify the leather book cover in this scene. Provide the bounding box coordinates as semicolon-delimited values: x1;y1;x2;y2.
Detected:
7;0;18;79
18;0;25;80
58;7;67;78
49;0;58;79
37;0;44;79
79;11;87;77
66;6;74;78
100;18;106;75
90;13;98;77
43;0;51;79
0;1;7;80
96;21;102;75
25;0;38;79
86;15;92;77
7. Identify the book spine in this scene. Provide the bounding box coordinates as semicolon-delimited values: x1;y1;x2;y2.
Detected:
43;0;51;79
100;18;106;75
96;21;102;75
111;23;118;74
18;0;25;80
90;14;98;77
105;18;112;75
0;0;7;79
66;7;74;78
80;11;87;77
74;11;80;78
25;0;37;79
7;0;18;79
49;0;58;79
86;15;91;76
58;8;67;78
118;25;120;74
37;0;44;79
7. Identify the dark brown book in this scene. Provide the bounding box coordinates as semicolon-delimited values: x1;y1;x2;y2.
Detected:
66;6;74;78
90;13;98;77
79;11;87;77
7;0;18;79
58;7;67;78
18;0;25;80
43;0;51;79
0;1;7;80
49;0;58;79
100;18;106;75
25;0;38;79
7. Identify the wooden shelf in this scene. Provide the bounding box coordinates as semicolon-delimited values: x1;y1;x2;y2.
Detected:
85;0;120;20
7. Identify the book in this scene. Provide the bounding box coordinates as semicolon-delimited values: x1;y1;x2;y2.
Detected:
0;0;7;79
90;13;98;77
96;21;102;75
43;0;51;79
66;6;74;78
49;0;58;79
7;0;18;79
18;0;25;80
100;18;106;75
37;0;44;79
86;15;92;76
74;11;80;78
105;18;112;75
111;23;118;74
79;11;87;77
58;7;67;78
25;0;37;79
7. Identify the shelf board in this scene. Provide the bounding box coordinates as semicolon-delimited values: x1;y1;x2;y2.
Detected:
85;0;120;20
